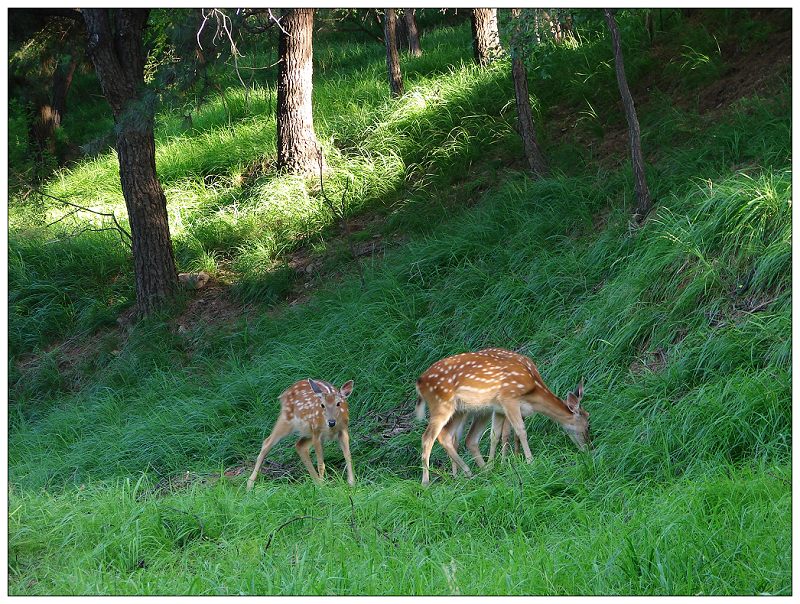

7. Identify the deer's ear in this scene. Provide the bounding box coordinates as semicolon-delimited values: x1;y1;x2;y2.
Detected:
574;378;585;401
339;380;354;398
308;379;324;395
565;392;582;414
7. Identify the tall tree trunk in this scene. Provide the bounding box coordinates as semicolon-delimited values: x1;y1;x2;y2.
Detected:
510;9;547;177
384;9;404;97
31;54;78;164
471;8;501;66
51;53;78;124
604;9;652;221
277;8;321;174
404;8;422;56
83;9;178;316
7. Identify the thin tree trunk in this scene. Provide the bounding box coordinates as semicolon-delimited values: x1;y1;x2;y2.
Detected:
511;9;547;177
404;8;422;56
51;54;78;124
471;8;501;66
83;8;178;315
384;9;404;97
277;8;321;174
604;9;652;221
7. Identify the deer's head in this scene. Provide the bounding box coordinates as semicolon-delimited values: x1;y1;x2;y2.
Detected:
563;379;592;451
308;379;353;429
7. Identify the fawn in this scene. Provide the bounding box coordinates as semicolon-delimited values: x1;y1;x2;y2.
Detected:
415;347;590;485
246;378;355;490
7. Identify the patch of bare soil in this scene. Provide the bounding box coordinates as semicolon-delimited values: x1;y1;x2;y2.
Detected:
553;12;791;167
173;278;252;334
14;327;122;393
630;348;668;374
138;460;295;499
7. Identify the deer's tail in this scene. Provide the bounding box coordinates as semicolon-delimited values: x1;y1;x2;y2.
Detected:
415;398;427;421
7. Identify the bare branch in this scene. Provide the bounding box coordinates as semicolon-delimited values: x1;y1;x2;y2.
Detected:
32;187;132;248
268;8;290;36
264;515;314;550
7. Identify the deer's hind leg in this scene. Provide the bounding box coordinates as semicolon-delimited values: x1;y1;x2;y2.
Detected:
464;411;492;468
420;395;456;486
437;414;473;479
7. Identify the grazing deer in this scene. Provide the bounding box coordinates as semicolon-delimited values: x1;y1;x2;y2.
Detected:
246;379;355;490
415;347;590;485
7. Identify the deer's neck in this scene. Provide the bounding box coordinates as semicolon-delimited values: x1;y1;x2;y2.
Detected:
528;388;575;426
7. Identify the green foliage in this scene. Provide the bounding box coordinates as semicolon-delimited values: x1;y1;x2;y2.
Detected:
8;10;791;595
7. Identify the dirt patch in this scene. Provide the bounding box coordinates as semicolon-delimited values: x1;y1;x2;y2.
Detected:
696;29;791;114
374;406;418;439
707;292;781;329
552;11;791;167
630;347;668;374
173;278;252;334
14;327;122;393
138;460;295;499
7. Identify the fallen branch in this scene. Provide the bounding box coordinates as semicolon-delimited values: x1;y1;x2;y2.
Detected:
264;515;315;550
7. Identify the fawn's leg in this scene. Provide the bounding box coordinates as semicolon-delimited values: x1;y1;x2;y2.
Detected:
488;412;505;461
437;420;473;478
338;429;355;486
312;432;326;480
502;403;533;463
465;411;492;467
502;416;513;457
247;418;292;491
446;412;465;476
421;400;455;486
295;437;321;482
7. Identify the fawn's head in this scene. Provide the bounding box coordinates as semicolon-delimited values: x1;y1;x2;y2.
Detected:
308;379;354;428
563;379;592;451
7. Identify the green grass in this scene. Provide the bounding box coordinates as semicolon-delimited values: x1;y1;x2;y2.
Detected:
8;9;791;595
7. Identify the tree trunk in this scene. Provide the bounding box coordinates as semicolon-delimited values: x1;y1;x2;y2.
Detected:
384;9;404;97
277;8;321;174
30;54;78;164
510;9;547;177
471;8;501;66
83;9;178;316
404;9;422;56
51;53;78;124
604;9;652;221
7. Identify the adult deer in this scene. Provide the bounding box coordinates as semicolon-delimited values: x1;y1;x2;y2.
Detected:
246;379;355;490
415;347;590;485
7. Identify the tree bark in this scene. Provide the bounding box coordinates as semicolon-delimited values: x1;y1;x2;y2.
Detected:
276;8;321;174
51;53;78;124
604;9;652;220
471;8;501;67
384;9;404;97
510;9;547;177
404;9;422;56
83;8;178;315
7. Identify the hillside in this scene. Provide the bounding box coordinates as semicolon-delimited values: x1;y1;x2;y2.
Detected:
8;9;791;595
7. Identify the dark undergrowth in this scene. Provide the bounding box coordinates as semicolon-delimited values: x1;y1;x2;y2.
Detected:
8;9;791;595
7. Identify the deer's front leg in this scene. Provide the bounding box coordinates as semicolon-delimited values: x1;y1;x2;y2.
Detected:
295;437;321;482
338;429;355;486
312;431;326;480
503;403;533;463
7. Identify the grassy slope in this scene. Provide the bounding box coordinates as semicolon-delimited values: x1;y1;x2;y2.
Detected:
8;10;791;595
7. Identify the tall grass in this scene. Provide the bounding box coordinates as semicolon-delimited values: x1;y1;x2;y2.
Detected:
8;10;791;595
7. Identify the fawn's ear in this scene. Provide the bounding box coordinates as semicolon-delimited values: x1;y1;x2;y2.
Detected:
565;391;582;414
574;378;585;401
339;380;354;398
308;379;325;395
